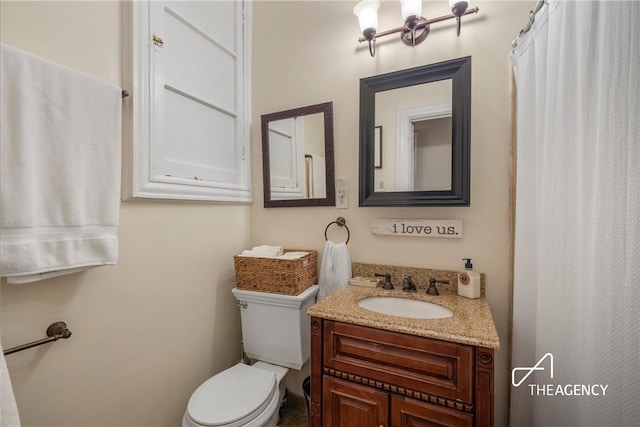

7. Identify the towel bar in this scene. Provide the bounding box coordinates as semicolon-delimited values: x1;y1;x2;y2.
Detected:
3;321;72;356
324;216;350;244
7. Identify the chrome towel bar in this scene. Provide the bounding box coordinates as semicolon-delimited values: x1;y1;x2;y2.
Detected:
3;321;72;356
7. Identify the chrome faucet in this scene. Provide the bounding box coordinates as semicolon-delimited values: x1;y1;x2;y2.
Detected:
402;276;417;292
426;278;449;296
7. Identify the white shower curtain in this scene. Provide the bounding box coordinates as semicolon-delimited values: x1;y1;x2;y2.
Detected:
511;1;640;426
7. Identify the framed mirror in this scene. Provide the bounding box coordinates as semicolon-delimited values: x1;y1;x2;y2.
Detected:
359;56;471;206
262;102;335;207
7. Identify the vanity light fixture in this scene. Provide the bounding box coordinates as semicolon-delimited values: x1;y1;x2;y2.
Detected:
353;0;479;57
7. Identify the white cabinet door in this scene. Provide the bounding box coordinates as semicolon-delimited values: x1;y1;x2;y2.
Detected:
124;0;251;202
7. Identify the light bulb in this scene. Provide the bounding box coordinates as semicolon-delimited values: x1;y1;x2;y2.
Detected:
353;0;380;34
399;0;422;21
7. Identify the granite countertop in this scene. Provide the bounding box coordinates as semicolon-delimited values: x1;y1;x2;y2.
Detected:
307;285;500;349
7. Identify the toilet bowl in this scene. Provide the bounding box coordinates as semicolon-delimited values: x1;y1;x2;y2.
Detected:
182;362;288;427
183;285;319;427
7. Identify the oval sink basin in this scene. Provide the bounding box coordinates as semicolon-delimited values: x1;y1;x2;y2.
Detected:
358;297;453;319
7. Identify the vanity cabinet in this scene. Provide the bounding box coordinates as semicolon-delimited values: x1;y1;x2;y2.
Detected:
310;318;495;427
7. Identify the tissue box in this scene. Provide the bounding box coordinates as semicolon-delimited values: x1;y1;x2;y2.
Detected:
233;249;317;296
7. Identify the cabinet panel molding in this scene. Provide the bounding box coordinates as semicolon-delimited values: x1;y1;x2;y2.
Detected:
474;348;495;425
323;367;473;413
323;320;473;403
323;376;389;427
391;396;474;427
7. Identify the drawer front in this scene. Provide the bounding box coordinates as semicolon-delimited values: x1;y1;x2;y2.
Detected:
323;320;473;403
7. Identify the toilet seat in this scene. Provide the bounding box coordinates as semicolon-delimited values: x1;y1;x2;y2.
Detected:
186;363;277;426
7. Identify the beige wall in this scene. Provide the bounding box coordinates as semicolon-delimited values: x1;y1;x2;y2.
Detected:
252;2;534;426
0;1;249;426
0;1;534;425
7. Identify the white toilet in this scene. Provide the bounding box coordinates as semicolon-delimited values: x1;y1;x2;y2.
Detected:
182;285;319;427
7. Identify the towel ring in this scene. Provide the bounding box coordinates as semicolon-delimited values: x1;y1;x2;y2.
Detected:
324;217;350;244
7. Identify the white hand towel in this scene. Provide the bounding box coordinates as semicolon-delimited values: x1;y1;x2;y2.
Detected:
318;241;352;300
240;245;284;257
1;335;21;426
252;245;284;256
276;251;309;260
0;43;121;283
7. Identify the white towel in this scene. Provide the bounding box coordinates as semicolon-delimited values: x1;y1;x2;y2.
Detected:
276;251;308;260
0;43;121;283
1;334;21;427
239;245;284;258
310;154;326;198
318;241;351;300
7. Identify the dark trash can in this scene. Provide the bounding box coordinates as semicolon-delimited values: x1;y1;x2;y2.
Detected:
302;376;311;417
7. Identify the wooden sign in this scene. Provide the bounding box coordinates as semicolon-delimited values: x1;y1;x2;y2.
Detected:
371;219;463;239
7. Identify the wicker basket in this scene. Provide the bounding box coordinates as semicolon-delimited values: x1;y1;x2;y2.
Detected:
233;249;317;295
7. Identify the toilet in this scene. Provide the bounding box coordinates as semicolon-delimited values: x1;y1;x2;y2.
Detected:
182;285;319;427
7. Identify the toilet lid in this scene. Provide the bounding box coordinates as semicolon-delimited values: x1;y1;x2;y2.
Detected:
187;363;277;426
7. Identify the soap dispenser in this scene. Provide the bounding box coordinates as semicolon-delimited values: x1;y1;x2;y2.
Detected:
458;258;480;299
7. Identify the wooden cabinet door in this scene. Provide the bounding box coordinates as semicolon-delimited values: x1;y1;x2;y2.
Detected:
391;396;473;427
323;376;389;427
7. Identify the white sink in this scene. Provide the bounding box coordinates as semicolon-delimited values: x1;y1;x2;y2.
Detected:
357;297;453;319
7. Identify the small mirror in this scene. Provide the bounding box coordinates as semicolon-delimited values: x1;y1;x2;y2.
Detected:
262;102;335;207
359;57;471;206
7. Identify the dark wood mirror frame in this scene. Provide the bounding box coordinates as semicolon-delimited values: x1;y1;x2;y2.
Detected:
262;102;335;208
358;56;471;207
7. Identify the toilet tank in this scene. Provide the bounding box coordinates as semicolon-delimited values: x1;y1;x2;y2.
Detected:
231;285;319;370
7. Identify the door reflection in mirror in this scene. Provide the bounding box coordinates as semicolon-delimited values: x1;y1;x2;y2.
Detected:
268;113;326;200
374;79;452;192
412;115;452;191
